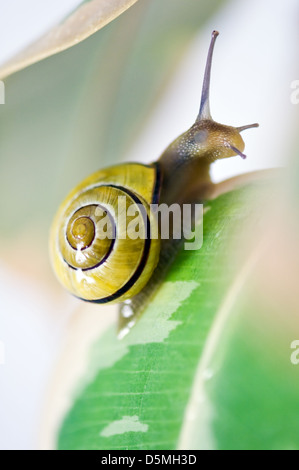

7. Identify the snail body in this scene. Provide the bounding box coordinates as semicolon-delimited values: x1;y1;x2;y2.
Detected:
50;31;258;304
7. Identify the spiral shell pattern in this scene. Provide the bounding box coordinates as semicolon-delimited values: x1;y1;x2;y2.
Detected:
50;163;160;303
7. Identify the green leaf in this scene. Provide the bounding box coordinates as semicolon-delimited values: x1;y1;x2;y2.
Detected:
186;304;299;450
58;178;293;450
0;0;139;80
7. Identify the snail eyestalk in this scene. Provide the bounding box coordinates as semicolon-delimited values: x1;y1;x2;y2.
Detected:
197;30;219;121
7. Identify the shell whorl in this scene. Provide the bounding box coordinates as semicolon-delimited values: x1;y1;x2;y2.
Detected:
50;164;160;304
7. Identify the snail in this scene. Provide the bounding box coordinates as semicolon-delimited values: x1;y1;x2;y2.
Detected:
50;31;258;305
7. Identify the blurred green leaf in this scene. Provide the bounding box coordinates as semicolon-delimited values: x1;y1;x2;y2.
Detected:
57;178;295;450
0;0;223;239
0;0;139;80
191;302;299;450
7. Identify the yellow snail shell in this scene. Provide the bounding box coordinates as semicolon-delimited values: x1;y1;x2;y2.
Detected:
50;163;160;303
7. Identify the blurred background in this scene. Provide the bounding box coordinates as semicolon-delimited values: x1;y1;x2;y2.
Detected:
0;0;298;449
